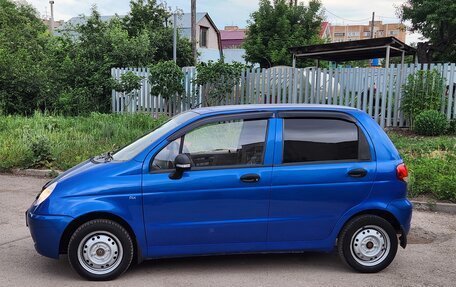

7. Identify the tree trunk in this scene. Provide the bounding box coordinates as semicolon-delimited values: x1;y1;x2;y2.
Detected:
416;42;433;64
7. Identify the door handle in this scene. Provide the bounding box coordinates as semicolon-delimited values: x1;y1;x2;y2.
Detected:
348;168;368;178
240;173;260;183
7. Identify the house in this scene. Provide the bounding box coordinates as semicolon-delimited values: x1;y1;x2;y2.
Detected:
55;12;223;63
328;21;406;43
172;12;223;62
220;26;246;49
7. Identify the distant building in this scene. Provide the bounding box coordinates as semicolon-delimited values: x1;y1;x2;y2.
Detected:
54;12;223;63
319;21;331;40
220;26;246;49
328;21;406;43
42;18;64;31
171;12;222;62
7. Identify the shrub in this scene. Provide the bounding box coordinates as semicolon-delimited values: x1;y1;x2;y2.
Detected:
148;61;185;100
447;119;456;135
28;135;54;168
401;69;444;127
414;110;448;136
193;60;245;106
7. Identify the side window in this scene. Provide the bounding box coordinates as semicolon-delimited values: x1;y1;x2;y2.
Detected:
151;118;268;171
151;138;181;170
282;118;370;164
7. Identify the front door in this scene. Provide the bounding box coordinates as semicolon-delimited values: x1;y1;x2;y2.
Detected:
142;113;275;257
268;114;376;245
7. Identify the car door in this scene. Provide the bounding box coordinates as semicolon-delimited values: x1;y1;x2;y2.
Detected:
268;111;376;244
142;112;276;257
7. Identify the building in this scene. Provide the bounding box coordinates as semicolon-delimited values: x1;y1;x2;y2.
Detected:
220;26;246;49
54;12;223;63
328;21;406;43
42;18;65;31
172;12;222;62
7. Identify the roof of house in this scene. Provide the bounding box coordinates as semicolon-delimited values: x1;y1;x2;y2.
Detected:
319;21;329;37
172;12;208;28
220;29;246;41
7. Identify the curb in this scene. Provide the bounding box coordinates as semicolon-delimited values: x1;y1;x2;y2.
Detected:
11;168;63;178
411;200;456;214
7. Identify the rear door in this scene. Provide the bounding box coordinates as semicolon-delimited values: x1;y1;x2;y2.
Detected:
268;112;376;243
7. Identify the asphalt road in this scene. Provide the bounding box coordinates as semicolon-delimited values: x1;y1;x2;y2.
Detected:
1;173;456;287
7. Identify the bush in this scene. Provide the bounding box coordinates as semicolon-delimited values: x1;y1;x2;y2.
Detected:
447;119;456;135
401;69;444;127
414;110;448;136
388;131;456;202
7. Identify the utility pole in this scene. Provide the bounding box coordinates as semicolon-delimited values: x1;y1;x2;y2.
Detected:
191;0;197;64
370;12;375;39
173;10;177;63
49;1;55;33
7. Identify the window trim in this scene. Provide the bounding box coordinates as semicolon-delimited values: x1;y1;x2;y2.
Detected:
279;115;372;166
149;112;273;173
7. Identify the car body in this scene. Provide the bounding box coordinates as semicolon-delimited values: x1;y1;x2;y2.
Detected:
26;104;412;280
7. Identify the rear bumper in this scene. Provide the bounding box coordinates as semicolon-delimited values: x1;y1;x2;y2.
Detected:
26;209;73;259
387;198;413;248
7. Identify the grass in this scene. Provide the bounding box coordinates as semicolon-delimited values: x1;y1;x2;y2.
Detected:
0;112;167;171
388;131;456;202
1;113;455;202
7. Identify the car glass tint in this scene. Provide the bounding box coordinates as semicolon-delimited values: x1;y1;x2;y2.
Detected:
283;118;359;163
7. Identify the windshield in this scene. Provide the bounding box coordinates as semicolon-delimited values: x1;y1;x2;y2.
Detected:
112;111;198;161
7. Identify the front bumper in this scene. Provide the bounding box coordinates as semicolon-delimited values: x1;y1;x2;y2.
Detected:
26;209;73;259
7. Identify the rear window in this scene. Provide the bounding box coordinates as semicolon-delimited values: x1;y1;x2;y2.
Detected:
283;118;370;163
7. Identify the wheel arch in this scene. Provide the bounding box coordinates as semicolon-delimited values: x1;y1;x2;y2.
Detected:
59;212;143;263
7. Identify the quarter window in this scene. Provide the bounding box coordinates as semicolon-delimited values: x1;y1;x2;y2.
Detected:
151;119;268;170
282;118;370;163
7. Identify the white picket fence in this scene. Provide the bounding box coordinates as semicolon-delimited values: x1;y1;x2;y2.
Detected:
112;63;456;128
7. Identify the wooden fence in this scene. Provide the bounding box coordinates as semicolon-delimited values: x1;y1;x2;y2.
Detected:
112;63;456;128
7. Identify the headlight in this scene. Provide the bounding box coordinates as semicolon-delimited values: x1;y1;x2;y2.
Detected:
34;182;57;206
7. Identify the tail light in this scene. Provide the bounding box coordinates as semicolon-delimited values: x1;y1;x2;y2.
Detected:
396;163;408;182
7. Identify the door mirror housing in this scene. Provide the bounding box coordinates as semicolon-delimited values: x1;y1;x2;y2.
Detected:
169;154;192;180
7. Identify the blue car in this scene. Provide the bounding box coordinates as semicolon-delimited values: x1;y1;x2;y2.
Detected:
26;104;412;280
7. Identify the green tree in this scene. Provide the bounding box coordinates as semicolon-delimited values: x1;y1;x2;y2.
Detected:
244;0;323;68
0;0;49;114
398;0;456;63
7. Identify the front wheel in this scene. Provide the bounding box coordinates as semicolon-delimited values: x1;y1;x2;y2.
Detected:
338;215;398;273
67;219;134;281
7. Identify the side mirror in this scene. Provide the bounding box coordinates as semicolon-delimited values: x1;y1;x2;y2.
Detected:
169;154;192;180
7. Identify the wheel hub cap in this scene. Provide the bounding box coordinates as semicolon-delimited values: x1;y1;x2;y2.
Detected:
77;231;123;275
350;225;390;267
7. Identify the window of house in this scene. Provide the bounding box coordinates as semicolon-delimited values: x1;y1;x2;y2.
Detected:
200;27;208;48
282;118;370;163
334;32;345;37
151;119;268;170
389;30;399;35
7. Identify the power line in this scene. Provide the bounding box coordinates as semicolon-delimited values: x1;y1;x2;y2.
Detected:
324;9;371;23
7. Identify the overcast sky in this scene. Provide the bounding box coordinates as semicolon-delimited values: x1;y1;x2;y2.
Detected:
26;0;422;44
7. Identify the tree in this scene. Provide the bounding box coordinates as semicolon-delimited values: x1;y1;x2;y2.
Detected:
244;0;323;68
0;0;49;114
398;0;456;63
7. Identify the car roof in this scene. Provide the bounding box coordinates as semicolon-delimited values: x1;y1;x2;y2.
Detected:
191;104;357;115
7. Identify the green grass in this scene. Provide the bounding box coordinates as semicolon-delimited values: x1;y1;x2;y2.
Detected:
388;131;456;202
0;112;167;171
1;113;455;202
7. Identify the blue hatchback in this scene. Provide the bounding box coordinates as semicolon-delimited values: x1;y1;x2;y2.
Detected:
26;105;412;280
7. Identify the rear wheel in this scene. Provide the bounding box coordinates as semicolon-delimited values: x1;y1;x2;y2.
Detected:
338;215;398;273
67;219;134;281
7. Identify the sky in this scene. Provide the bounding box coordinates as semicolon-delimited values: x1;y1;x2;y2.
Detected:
26;0;423;44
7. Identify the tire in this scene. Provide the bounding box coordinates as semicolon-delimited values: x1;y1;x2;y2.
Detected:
67;219;134;281
338;215;398;273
